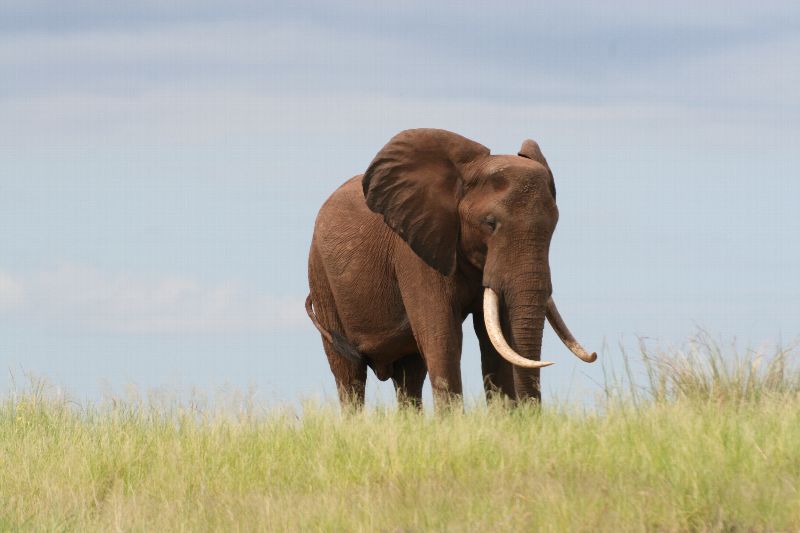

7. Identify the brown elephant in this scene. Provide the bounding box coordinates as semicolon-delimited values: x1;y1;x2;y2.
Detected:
306;128;595;411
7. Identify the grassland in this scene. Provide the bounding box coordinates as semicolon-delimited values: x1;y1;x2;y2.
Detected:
2;337;799;531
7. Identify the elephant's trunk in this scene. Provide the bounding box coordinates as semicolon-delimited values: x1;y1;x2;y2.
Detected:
505;287;549;400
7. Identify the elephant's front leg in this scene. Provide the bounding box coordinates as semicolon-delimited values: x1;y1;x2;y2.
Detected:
397;276;464;412
419;326;463;411
404;307;463;411
423;335;463;412
472;309;516;401
395;241;471;410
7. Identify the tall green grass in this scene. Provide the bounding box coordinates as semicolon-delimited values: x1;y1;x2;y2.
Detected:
2;336;799;531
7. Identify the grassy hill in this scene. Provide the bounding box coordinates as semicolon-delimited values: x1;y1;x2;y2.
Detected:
2;338;798;531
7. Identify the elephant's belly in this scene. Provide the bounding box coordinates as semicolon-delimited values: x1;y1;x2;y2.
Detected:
353;320;419;360
332;274;419;362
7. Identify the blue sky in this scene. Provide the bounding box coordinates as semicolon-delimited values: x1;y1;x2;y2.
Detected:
1;1;798;405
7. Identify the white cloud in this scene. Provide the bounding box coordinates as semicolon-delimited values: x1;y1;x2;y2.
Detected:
0;264;307;334
0;271;25;310
0;2;795;164
0;9;797;153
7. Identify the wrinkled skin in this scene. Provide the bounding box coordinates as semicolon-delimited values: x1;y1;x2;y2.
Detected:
308;129;583;411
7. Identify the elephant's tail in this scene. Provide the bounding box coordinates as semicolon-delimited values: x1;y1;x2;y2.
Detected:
305;294;364;364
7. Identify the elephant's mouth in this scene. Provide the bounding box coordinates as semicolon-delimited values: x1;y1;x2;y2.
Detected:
483;287;596;368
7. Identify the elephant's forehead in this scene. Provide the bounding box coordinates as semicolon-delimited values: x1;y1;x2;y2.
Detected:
487;158;557;210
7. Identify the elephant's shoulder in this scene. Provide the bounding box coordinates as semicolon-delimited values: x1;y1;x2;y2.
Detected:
316;175;388;238
337;174;367;198
320;175;371;214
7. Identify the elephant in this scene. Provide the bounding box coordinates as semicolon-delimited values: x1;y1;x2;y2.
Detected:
306;128;596;411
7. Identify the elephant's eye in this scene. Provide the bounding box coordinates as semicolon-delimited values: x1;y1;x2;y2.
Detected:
482;215;497;232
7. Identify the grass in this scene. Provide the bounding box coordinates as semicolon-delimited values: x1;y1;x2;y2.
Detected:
2;335;799;531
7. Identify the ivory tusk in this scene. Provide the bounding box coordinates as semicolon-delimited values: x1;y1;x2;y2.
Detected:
546;297;597;363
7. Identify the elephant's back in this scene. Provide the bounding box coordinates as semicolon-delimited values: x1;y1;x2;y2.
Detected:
313;175;397;271
316;175;373;227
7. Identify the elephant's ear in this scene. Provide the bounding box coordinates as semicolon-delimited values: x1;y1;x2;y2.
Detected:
518;139;556;200
363;129;490;276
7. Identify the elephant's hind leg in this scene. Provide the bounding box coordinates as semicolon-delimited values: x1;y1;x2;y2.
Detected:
391;353;427;410
309;245;367;409
323;339;367;408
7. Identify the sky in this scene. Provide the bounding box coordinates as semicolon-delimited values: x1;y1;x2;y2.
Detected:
1;1;799;406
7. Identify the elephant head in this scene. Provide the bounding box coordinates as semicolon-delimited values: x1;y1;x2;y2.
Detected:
363;128;594;398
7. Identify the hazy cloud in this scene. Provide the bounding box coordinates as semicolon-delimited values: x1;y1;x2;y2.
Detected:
0;264;306;334
1;3;797;153
3;91;794;152
3;1;798;32
0;271;25;310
